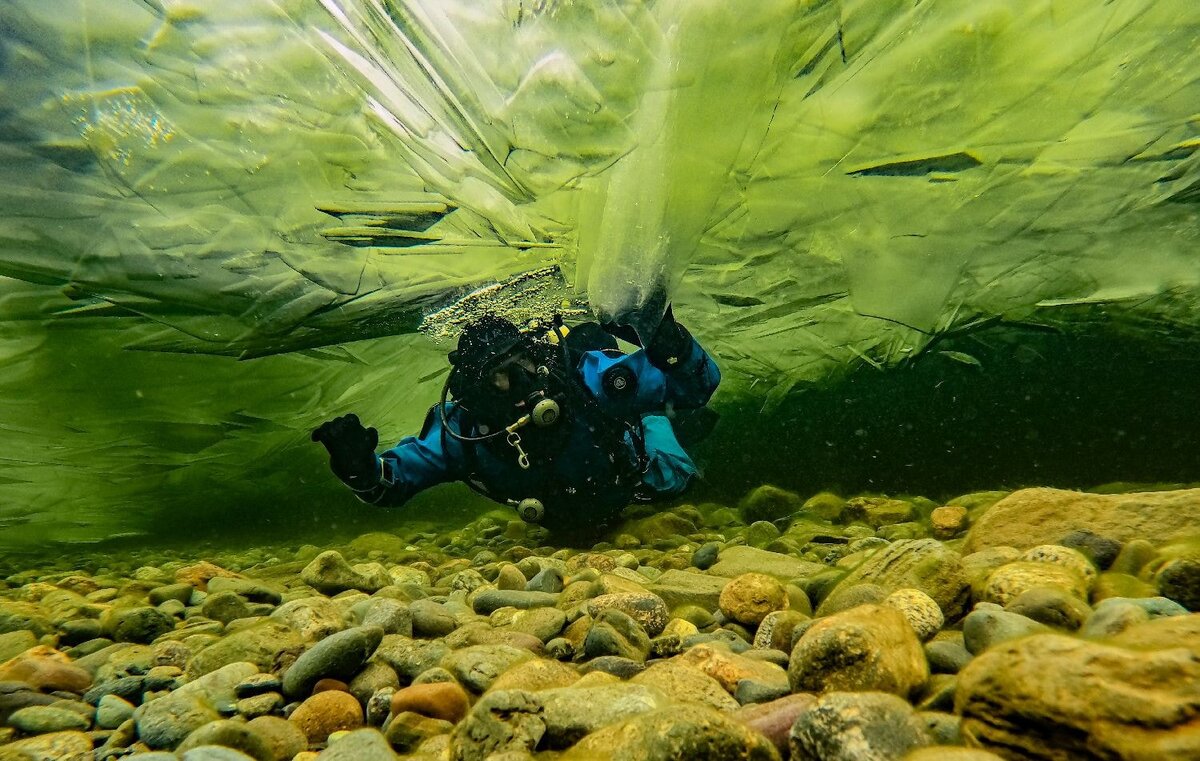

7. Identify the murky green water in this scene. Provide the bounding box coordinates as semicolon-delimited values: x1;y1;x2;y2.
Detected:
1;0;1198;557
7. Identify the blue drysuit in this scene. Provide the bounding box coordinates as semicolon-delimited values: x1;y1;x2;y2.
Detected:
350;333;720;523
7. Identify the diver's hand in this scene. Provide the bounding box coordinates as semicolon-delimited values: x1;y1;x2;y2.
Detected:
643;304;693;369
311;413;381;488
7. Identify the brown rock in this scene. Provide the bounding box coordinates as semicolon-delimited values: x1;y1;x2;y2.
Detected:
789;604;928;698
930;505;969;539
980;562;1088;606
390;682;470;723
289;689;364;744
559;703;780;761
957;632;1200;759
631;661;739;712
495;564;527;591
964;487;1200;553
818;539;968;620
313;678;350;694
733;693;818;756
1020;544;1097;587
247;715;308;761
586;593;670;636
753;610;809;651
707;546;825;581
0;647;92;693
675;642;790;695
174;561;243;591
1107;613;1200;651
1;730;94;760
903;749;1005;761
718;574;788;626
488;658;580;693
385;710;454;753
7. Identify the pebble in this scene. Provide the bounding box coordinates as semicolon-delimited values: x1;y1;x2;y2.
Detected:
495;565;527;591
1;730;95;760
0;649;93;693
8;704;91;733
389;682;470;723
179;747;258;761
443;644;535;693
2;489;1191;761
1156;555;1200;611
234;673;281;699
980;562;1088;606
790;691;931;761
630;661;738;712
962;607;1050;654
883;588;944;641
1004;586;1092;630
585;592;669;636
282;625;383;698
95;693;136;729
583;609;650;662
148;584;197;606
691;542;720;570
1020;544;1098;586
789;605;928;697
718;573;788;626
1059;529;1122;569
733;693;818;755
102;606;175;644
924;640;973;674
246;715;307;760
489;657;580;693
408;600;459;637
270;597;347;641
175;719;274;760
930;505;969;539
385;712;452;753
289;690;364;744
524;567;564;594
300;551;388;595
819;539;969;619
559;703;779;760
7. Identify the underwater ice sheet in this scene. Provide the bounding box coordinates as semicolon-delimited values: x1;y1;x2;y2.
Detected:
0;0;1198;547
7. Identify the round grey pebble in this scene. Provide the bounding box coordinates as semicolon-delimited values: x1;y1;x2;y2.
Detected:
692;542;720;570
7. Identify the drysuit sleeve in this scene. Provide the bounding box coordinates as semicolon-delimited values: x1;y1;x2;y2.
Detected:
578;330;721;415
350;404;467;507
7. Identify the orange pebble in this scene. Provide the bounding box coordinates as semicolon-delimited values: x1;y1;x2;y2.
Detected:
390;682;470;724
312;678;350;694
289;690;363;744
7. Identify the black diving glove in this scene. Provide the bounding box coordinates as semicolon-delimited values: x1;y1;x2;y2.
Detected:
643;304;693;370
311;413;381;490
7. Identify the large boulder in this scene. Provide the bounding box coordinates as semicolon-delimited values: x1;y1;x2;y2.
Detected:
818;539;969;619
956;623;1200;759
964;488;1200;553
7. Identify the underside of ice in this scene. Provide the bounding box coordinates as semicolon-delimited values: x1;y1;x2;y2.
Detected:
0;0;1197;547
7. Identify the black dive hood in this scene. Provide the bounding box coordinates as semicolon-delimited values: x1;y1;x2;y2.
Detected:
439;316;571;467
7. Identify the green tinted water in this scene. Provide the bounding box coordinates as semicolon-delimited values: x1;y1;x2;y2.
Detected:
1;0;1198;559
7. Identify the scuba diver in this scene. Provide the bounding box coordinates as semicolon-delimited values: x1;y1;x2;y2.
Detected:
311;307;720;534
